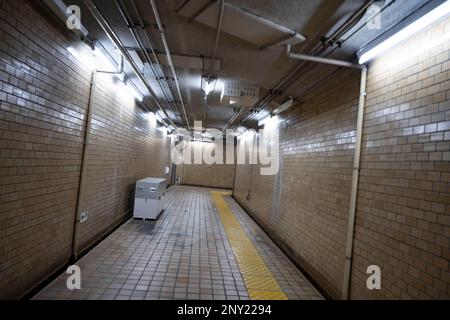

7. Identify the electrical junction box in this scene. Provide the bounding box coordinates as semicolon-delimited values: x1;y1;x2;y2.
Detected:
133;178;167;220
221;83;260;107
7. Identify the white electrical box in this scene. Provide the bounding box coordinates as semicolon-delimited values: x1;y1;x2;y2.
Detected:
133;177;167;220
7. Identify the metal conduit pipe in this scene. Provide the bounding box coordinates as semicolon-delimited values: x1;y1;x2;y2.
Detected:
176;0;191;13
188;0;218;23
232;0;374;129
342;65;368;300
115;0;180;120
43;0;92;45
149;0;192;133
322;0;375;48
287;44;362;69
203;0;225;127
83;0;176;128
233;50;359;132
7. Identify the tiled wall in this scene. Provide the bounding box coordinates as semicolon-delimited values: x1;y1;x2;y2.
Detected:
178;141;235;189
0;0;171;299
234;17;450;299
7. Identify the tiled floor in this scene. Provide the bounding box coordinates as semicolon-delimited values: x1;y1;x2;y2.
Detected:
34;186;323;300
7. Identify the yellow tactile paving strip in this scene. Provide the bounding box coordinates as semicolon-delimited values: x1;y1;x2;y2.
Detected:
211;191;288;300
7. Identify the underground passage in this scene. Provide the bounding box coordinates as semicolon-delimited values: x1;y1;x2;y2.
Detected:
0;0;450;304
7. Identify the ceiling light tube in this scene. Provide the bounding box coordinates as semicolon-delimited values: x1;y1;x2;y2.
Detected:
359;0;450;64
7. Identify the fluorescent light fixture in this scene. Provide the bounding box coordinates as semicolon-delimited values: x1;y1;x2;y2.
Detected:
359;0;450;64
273;98;294;115
69;44;151;105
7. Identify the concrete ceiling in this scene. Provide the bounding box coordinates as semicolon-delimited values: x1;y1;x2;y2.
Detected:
62;0;427;131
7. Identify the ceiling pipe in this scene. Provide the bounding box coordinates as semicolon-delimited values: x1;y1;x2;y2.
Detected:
130;0;181;119
324;0;397;60
207;0;224;78
188;0;218;23
72;60;125;258
222;107;241;134
149;0;192;133
286;44;362;69
115;0;181;123
83;0;176;128
272;97;294;115
42;0;112;67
